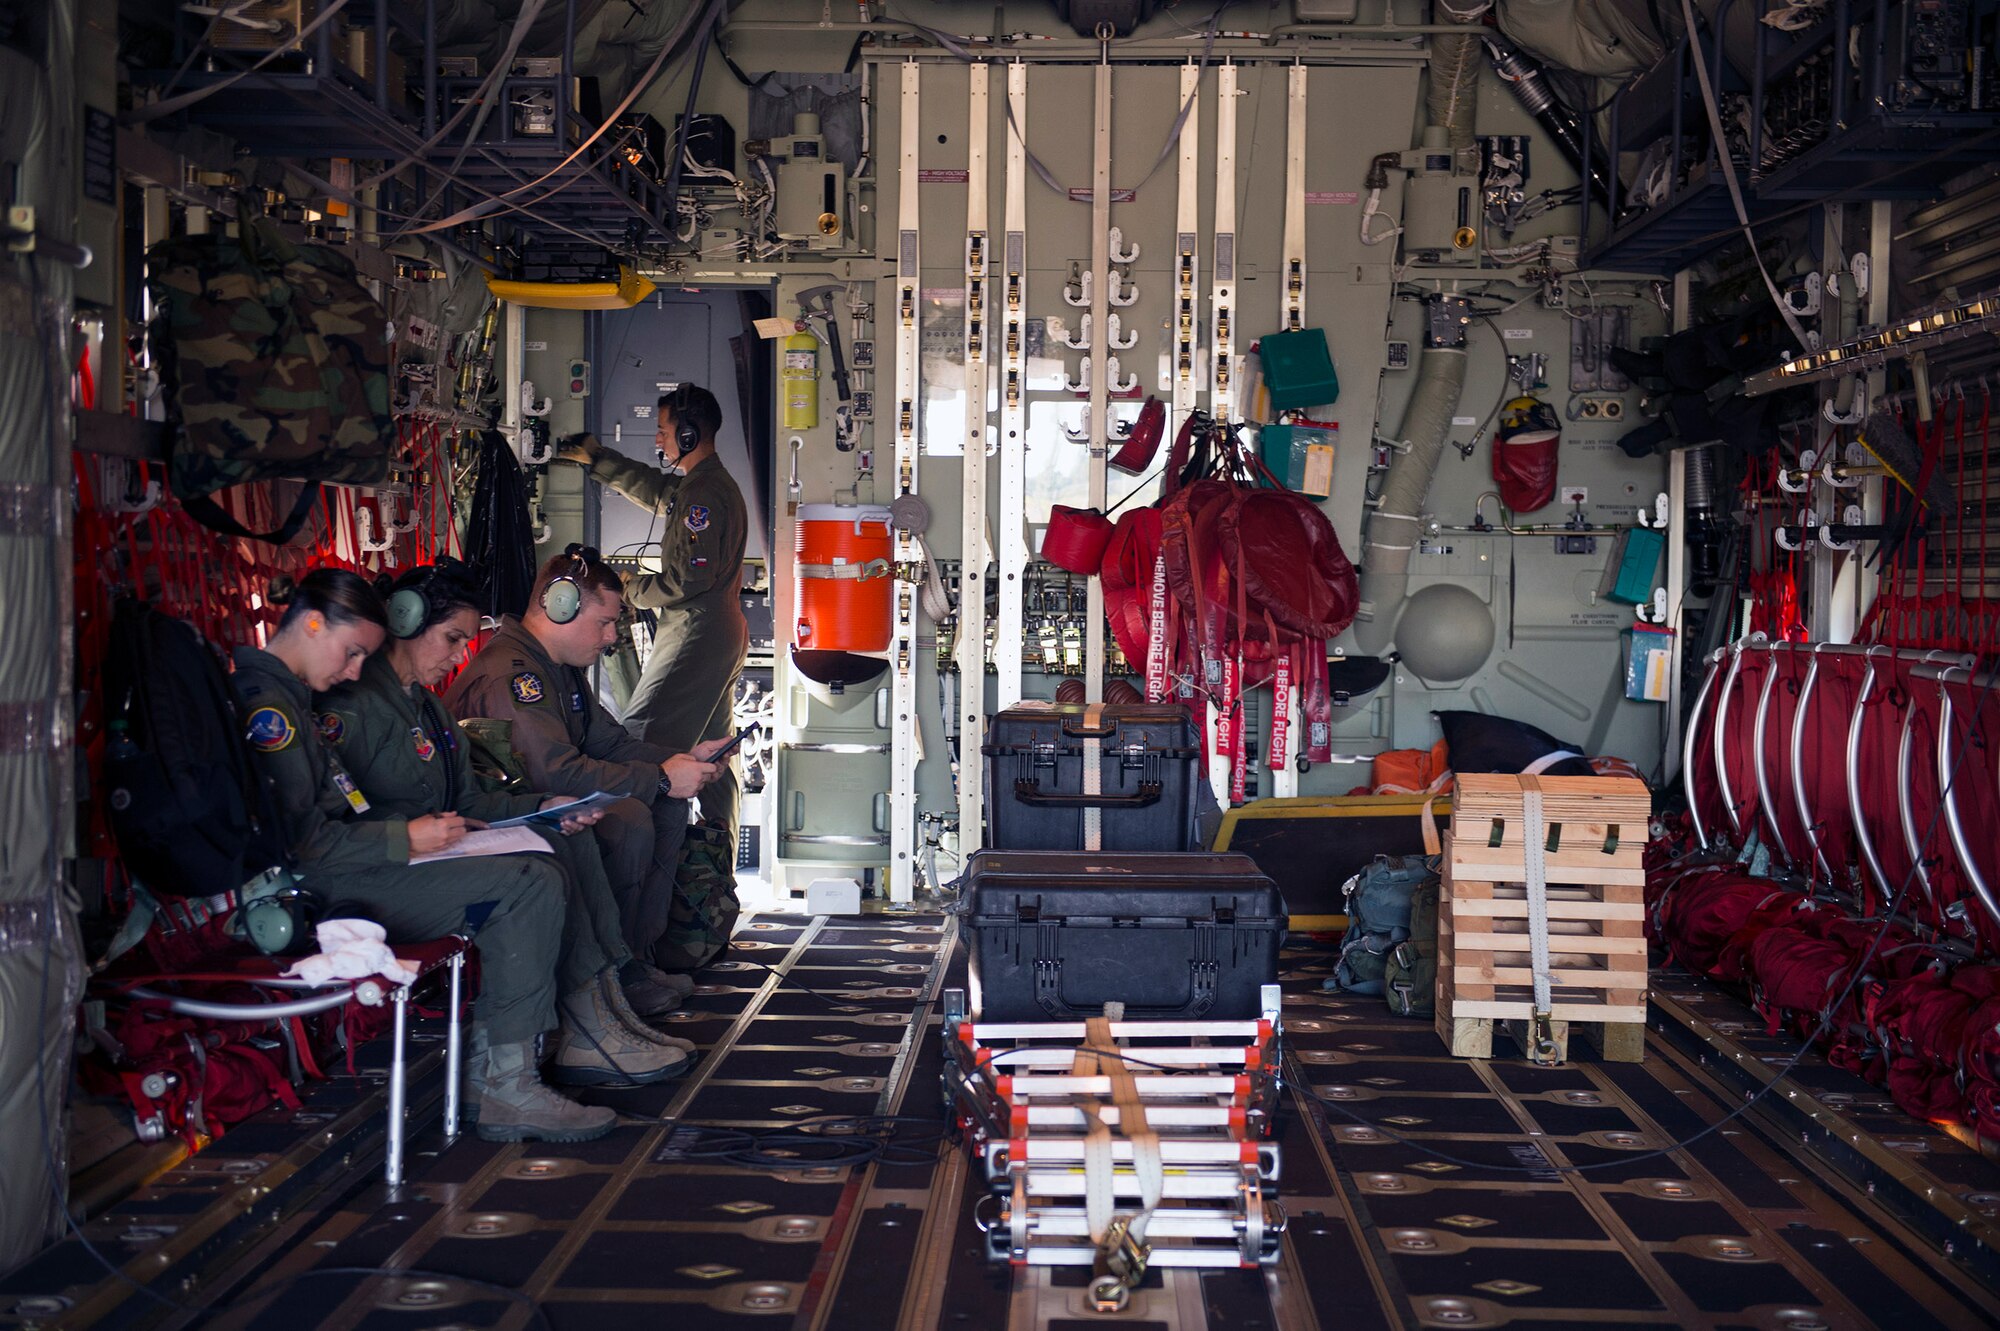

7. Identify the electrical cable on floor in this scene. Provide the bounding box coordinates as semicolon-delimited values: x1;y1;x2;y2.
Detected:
721;952;909;1007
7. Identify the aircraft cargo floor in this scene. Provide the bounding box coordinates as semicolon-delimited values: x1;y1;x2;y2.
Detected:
10;914;2000;1331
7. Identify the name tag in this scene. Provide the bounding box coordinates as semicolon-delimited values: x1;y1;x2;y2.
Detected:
327;755;371;814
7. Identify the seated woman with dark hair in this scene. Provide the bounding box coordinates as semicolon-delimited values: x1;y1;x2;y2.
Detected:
314;560;697;1105
229;568;628;1145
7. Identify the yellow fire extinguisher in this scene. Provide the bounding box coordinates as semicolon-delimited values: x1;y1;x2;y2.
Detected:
781;330;819;429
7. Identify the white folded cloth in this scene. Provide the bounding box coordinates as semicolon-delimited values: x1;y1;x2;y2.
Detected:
282;918;420;989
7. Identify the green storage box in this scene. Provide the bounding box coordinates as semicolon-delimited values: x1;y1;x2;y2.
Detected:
1259;327;1339;411
1605;526;1665;605
1259;424;1337;497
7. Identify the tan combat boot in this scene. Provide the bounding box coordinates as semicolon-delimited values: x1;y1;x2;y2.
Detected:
548;984;692;1086
474;1037;618;1143
600;968;700;1054
619;958;694;1014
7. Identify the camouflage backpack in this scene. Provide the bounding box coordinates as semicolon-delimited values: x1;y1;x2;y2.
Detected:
149;210;394;543
651;821;741;973
1385;877;1439;1019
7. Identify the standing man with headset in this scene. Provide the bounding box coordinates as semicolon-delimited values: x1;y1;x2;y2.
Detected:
557;384;749;850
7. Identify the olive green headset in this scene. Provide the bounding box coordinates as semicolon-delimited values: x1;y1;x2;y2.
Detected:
541;543;599;625
386;556;477;640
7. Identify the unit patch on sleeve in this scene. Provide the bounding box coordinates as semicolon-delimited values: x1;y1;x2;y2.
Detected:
411;726;437;762
510;671;545;704
247;707;297;752
684;504;711;534
315;711;345;745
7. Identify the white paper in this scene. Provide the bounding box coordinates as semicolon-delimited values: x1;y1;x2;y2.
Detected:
409;825;554;866
485;791;622;829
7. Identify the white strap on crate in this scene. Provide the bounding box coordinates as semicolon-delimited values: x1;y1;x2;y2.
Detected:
1521;782;1554;1017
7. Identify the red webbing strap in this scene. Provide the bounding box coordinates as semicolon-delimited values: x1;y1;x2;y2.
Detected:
1179;610;1206;759
1232;513;1254;771
1304;640;1331;765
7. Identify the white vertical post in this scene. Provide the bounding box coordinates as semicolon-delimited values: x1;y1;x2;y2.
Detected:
890;60;923;903
1209;62;1239;420
501;301;525;446
1204;62;1240;804
1271;63;1309;800
1663;269;1692;782
1172;61;1202;434
959;63;991;857
997;62;1030;710
1280;63;1308;336
1854;200;1893;637
1085;48;1113;703
1158;61;1201;717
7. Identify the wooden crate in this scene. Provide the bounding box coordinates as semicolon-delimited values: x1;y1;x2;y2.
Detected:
1435;774;1651;1063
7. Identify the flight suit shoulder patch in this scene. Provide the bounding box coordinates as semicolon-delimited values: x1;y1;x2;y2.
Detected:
684;503;710;533
315;711;345;745
511;672;546;704
411;727;437;762
247;707;297;752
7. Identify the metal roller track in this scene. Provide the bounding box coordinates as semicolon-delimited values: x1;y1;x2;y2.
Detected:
41;930;2000;1331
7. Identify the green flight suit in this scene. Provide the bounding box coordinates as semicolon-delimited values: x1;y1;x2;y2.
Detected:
445;616;690;963
317;652;630;996
229;647;561;1045
586;445;749;848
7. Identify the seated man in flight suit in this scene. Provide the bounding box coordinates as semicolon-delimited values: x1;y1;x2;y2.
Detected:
231;568;611;1143
446;546;732;974
315;558;696;1101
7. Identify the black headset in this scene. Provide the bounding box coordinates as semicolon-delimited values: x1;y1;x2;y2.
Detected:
666;383;701;456
541;543;598;625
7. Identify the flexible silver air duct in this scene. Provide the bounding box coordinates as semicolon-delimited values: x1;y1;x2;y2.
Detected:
1428;0;1487;151
1352;344;1468;654
1350;0;1484;655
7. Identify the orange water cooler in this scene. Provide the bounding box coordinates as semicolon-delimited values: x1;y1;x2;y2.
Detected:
793;503;895;652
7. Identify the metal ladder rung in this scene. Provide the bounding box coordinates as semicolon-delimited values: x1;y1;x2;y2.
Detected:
1010;1139;1265;1166
1013;1206;1251;1240
1006;1074;1243;1097
1017;1104;1238;1128
968;1019;1268;1042
1016;1169;1252;1200
1008;1246;1253;1268
981;1045;1257;1069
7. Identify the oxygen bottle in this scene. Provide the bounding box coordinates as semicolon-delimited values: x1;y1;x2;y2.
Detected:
781;329;819;429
